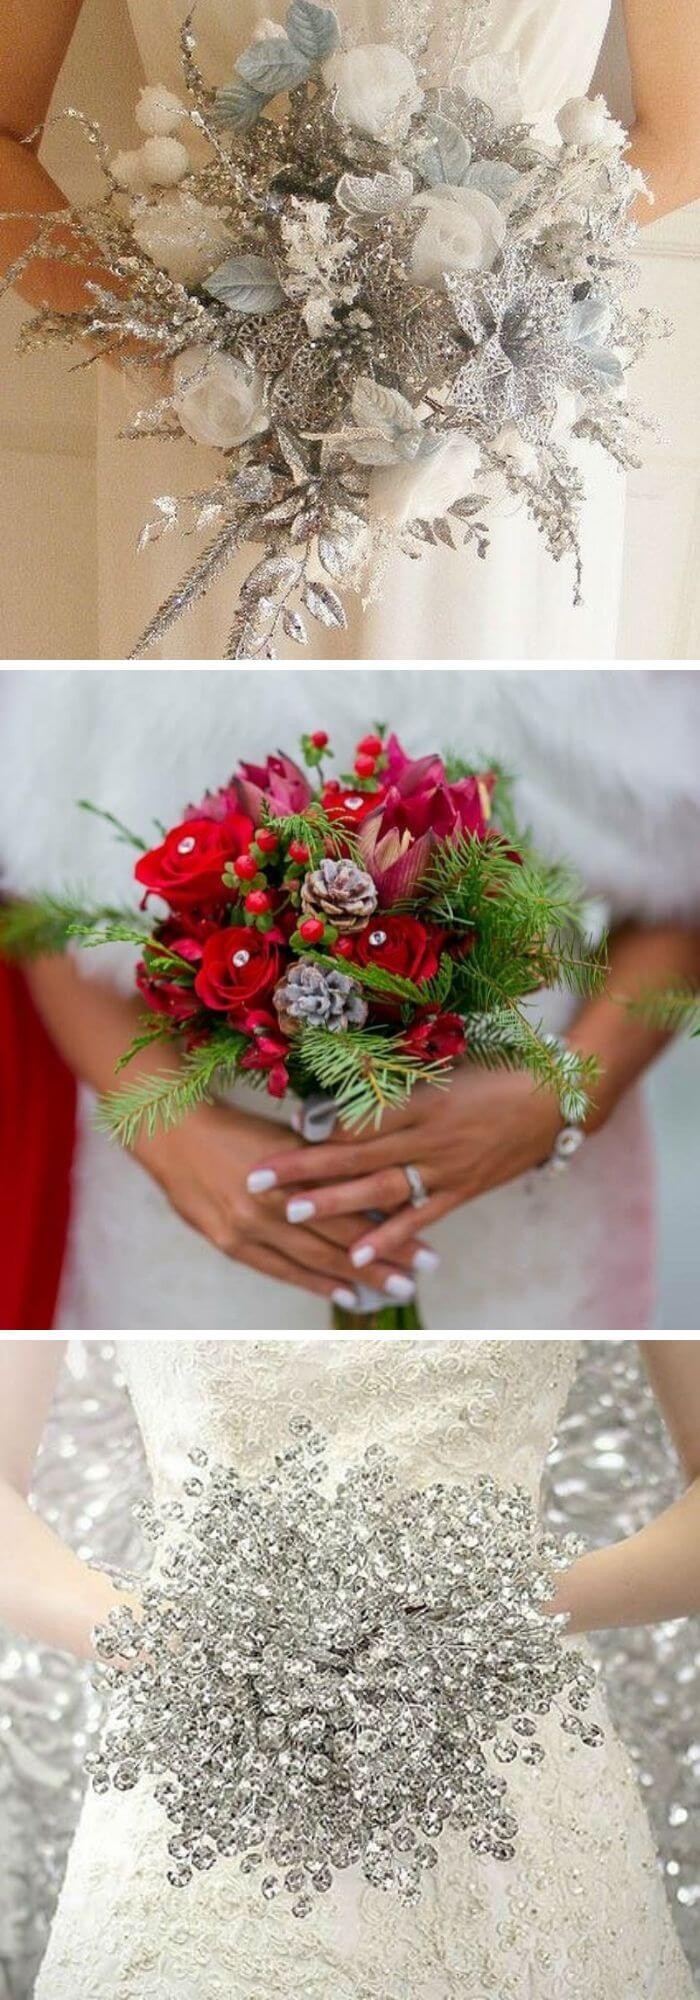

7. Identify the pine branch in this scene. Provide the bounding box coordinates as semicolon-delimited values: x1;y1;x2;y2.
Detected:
462;998;599;1121
0;896;145;959
309;949;454;1009
294;1026;450;1131
114;1020;177;1073
626;986;700;1038
96;1032;247;1147
262;804;360;863
77;799;150;852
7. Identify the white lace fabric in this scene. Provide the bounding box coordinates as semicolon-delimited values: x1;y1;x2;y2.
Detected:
35;1341;696;1999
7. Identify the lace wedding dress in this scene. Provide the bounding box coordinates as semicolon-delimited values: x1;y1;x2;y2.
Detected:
34;1338;696;1998
1;667;699;1332
99;0;626;659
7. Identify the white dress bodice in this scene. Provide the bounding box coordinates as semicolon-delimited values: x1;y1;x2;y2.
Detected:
120;1335;577;1497
125;0;612;135
34;1338;696;1999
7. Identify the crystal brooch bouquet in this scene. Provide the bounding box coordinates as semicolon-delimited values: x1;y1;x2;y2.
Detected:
1;2;654;655
88;1422;603;1914
0;724;606;1329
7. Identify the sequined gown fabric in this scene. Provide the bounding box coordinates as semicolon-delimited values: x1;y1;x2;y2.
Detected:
98;0;625;659
1;668;699;1332
33;1339;696;1999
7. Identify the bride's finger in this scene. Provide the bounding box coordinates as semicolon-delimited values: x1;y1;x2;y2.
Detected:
247;1127;420;1194
260;1218;419;1307
239;1239;362;1313
282;1167;413;1225
348;1192;453;1267
313;1213;439;1278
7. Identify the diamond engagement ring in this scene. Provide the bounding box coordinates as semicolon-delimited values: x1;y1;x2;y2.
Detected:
403;1163;429;1207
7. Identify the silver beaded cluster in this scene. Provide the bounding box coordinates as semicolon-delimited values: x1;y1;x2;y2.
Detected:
88;1422;602;1916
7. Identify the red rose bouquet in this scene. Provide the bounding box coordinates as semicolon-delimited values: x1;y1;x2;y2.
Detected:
0;726;606;1328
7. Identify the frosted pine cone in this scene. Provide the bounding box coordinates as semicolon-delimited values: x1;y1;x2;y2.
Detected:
274;961;368;1036
300;858;378;934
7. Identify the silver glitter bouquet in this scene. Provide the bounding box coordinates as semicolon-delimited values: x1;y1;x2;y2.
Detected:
3;3;655;657
88;1422;602;1915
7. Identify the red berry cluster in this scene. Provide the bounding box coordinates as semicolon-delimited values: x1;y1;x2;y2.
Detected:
353;732;383;780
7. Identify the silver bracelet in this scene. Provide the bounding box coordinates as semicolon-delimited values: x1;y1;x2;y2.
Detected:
541;1034;587;1175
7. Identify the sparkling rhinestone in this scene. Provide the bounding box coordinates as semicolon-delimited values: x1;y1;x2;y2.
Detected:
344;796;364;811
176;836;196;854
368;929;387;947
232;949;251;967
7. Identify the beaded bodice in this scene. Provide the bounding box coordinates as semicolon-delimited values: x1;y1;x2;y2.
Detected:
119;1339;579;1499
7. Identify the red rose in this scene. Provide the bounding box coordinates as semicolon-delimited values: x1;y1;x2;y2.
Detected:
401;1010;467;1061
352;914;444;985
194;926;282;1012
134;813;254;913
135;918;217;1023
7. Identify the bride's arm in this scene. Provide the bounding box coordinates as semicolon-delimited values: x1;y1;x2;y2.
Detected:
550;1342;700;1631
0;1340;130;1656
0;0;110;314
22;952;429;1304
624;0;700;220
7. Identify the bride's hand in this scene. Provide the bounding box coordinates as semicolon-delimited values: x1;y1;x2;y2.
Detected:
247;1068;564;1271
138;1101;433;1309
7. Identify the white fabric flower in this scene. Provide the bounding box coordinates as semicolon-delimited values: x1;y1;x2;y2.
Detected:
173;347;269;451
492;426;539;478
141;136;190;187
369;434;481;525
556;95;626;150
457;53;524;131
135;85;186;136
411;187;506;288
324;45;423;143
132;194;233;285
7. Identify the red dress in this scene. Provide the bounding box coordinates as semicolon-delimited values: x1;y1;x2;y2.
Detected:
0;963;75;1330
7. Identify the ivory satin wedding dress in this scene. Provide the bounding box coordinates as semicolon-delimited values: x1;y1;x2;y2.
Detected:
98;0;627;660
1;667;699;1333
33;1339;696;1998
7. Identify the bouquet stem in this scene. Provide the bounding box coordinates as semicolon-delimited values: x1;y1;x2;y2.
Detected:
331;1300;424;1331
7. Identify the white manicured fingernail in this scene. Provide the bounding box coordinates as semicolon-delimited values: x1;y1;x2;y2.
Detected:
247;1169;277;1193
351;1243;376;1269
287;1198;316;1223
412;1248;440;1275
332;1287;359;1311
384;1274;416;1303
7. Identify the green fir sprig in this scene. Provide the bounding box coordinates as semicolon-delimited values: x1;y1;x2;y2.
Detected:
625;986;700;1038
0;896;148;959
96;1031;248;1147
291;1026;452;1130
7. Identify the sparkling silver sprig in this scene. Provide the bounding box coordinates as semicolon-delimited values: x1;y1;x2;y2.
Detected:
89;1426;602;1917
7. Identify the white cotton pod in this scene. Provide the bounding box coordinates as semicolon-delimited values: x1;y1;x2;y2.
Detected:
141;136;191;188
111;148;152;195
556;95;626;150
135;84;187;136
